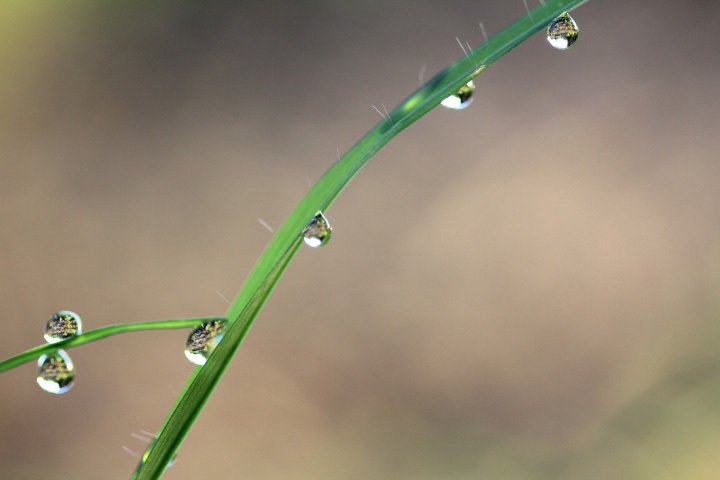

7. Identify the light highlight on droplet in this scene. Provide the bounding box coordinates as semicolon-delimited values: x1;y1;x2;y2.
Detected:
441;81;475;110
37;349;75;394
44;310;83;343
302;212;332;248
184;320;228;366
547;12;579;50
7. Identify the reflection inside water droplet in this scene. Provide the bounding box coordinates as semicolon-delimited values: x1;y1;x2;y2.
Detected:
184;320;228;366
302;212;332;248
44;310;83;343
441;81;475;110
37;349;75;394
547;12;579;50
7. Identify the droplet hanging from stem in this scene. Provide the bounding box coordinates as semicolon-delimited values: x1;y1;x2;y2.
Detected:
547;12;579;50
441;81;476;110
37;349;75;394
302;212;332;248
184;319;228;366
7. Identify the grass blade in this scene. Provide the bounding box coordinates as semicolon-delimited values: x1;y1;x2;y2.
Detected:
134;1;589;477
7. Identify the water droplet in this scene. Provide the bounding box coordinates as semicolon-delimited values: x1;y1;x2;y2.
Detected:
44;310;82;343
547;12;579;50
184;319;228;366
441;81;475;110
37;349;75;394
302;212;332;248
144;444;177;471
133;442;178;474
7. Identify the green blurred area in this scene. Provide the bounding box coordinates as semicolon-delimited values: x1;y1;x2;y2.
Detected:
1;1;720;478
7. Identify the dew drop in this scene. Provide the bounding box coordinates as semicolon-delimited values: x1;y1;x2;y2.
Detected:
547;12;579;50
44;310;82;343
184;319;228;366
441;81;475;110
302;212;332;248
37;349;75;394
134;442;178;474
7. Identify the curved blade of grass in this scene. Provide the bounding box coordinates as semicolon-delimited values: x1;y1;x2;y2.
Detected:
0;317;223;374
135;1;588;477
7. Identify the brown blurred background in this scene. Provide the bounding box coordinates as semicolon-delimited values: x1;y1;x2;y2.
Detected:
2;1;720;478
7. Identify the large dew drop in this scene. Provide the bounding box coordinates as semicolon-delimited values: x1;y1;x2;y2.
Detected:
44;310;82;343
184;320;228;366
37;349;75;394
547;12;579;50
302;212;332;248
441;81;475;110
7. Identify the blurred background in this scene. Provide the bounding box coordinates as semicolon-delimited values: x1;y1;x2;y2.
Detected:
1;1;720;478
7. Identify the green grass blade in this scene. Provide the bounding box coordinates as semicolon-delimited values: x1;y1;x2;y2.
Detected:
0;317;223;374
134;1;588;477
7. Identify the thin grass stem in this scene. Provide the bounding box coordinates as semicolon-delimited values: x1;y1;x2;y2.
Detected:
0;317;224;374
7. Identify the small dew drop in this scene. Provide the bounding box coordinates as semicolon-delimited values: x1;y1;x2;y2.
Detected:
37;349;75;394
441;81;475;110
302;212;332;248
44;310;82;343
134;441;178;474
547;12;579;50
184;320;228;366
